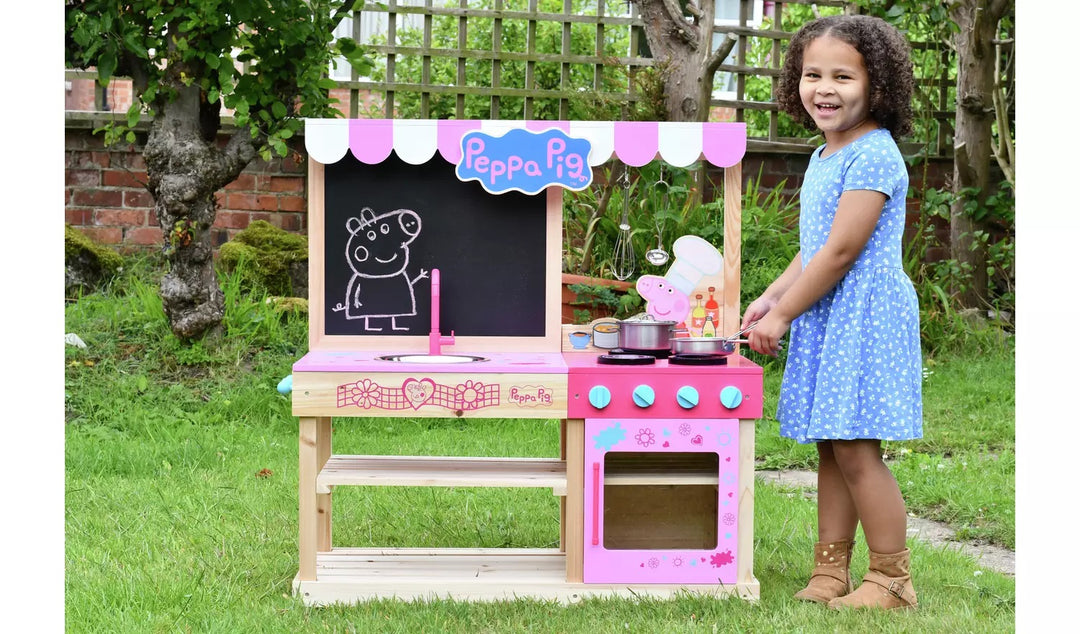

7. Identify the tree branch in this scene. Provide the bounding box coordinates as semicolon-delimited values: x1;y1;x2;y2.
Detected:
331;0;363;31
704;32;738;77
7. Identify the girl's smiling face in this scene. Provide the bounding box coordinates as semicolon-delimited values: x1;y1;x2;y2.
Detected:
799;34;877;150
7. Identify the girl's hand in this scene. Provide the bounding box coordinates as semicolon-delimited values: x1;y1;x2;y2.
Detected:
747;311;790;357
741;296;776;329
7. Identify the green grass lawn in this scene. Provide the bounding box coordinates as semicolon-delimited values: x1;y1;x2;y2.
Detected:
64;268;1015;632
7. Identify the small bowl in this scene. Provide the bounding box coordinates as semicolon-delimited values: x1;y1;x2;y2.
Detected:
592;320;620;349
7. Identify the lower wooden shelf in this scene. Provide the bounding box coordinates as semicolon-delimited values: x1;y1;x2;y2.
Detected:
293;548;760;605
317;455;568;495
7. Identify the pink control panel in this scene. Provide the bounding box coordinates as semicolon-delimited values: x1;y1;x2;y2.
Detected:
565;355;763;420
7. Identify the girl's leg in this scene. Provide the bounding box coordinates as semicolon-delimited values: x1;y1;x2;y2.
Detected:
792;441;859;603
829;439;907;552
816;441;859;542
827;439;917;610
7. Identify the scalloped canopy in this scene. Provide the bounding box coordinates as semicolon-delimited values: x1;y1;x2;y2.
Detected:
304;119;747;169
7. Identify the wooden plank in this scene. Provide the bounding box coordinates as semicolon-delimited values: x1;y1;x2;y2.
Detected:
292;548;759;605
737;418;756;589
317;455;566;492
298;417;319;581
563;419;584;583
316;417;332;552
307;161;327;350
723;162;742;342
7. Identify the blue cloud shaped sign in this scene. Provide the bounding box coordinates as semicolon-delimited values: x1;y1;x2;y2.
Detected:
455;127;593;195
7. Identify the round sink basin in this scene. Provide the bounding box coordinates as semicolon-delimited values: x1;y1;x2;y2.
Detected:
376;354;489;364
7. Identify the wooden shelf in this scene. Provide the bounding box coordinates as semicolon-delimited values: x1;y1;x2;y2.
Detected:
603;472;718;486
293;548;759;605
317;455;567;495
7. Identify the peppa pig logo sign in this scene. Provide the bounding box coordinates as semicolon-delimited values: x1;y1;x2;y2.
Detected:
455;128;593;195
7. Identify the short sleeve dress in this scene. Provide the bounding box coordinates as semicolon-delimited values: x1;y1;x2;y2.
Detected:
777;128;923;444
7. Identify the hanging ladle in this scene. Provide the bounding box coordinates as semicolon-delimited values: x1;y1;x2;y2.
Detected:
645;165;670;266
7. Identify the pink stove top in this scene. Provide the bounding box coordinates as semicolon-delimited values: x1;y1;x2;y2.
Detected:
564;351;763;420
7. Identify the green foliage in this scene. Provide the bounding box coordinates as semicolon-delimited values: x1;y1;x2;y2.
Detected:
566;283;642;323
65;0;374;159
902;179;1015;354
64;224;124;279
362;0;660;121
218;220;309;297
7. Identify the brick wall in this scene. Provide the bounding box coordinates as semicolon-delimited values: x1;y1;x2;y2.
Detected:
64;121;953;255
65;125;308;251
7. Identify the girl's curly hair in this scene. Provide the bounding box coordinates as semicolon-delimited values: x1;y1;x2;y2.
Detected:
776;14;914;140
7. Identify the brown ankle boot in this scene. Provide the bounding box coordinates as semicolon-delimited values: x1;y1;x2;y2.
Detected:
828;547;917;610
793;539;854;603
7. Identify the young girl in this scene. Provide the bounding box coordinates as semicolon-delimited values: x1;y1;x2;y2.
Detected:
741;15;921;610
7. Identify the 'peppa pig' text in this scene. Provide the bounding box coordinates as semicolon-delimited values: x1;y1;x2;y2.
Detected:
455;128;593;195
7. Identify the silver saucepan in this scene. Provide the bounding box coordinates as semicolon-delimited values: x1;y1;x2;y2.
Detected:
617;317;679;351
670;337;749;356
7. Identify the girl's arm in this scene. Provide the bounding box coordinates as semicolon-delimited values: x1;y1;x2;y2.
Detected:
747;189;886;356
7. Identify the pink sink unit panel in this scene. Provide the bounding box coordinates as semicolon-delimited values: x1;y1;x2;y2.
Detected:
293;350;568;374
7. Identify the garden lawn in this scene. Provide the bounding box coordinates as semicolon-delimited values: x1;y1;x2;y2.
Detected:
64;269;1015;633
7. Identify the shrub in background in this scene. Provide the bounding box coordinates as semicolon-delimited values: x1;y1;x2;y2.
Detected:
218;220;308;298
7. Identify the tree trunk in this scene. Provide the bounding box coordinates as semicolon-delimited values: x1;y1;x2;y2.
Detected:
949;0;1008;308
143;80;255;339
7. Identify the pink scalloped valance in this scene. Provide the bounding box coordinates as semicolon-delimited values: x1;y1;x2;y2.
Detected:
304;119;746;168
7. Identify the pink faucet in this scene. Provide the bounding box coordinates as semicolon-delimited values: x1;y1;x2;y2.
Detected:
429;268;456;355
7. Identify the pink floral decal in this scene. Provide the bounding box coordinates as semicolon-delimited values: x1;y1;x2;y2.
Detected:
352;378;379;408
722;512;736;526
648;557;661;569
635;427;656;448
455;380;483;408
679;422;692;436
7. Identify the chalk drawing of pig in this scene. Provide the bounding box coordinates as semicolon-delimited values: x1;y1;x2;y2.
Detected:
333;206;428;332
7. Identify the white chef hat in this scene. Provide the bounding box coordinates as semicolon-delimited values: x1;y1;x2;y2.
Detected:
664;235;723;295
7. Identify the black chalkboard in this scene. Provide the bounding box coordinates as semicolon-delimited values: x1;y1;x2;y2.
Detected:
323;153;548;337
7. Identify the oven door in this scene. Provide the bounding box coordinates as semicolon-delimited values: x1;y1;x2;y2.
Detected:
583;418;739;584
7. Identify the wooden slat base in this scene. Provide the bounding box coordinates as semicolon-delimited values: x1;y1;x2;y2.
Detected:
293;548;760;605
317;455;568;495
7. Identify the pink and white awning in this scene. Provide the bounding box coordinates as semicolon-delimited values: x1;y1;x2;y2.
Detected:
304;119;746;168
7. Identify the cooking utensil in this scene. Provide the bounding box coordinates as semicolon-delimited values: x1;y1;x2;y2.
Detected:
591;319;620;349
611;169;635;281
644;167;670;266
617;315;678;351
723;320;758;342
671;337;745;356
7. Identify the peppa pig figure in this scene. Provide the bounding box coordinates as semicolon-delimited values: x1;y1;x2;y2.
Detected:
333;206;429;332
636;275;691;324
636;235;724;327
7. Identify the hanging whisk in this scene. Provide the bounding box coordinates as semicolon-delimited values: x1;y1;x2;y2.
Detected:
611;168;635;281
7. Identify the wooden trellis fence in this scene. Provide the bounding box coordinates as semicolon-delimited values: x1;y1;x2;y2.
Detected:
333;0;961;157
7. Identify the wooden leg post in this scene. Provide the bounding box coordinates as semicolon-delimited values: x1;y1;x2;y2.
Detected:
563;418;584;583
299;416;331;581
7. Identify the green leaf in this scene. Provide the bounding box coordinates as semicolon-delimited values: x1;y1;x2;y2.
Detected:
97;50;118;85
271;101;287;119
126;103;141;128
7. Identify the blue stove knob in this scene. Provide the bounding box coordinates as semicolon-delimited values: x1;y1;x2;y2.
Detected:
720;385;743;409
588;385;612;409
632;385;655;408
676;386;699;409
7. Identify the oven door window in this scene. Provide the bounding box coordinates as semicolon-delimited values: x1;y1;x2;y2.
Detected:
602;451;719;550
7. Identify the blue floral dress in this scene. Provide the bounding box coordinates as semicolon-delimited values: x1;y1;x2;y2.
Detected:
777;128;923;444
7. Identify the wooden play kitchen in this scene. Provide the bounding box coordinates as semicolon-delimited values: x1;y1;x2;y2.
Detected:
291;119;763;604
